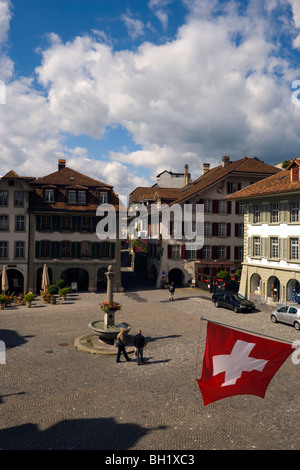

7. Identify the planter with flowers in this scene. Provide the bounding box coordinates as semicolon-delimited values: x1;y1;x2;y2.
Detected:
0;294;9;309
24;292;36;308
99;300;121;327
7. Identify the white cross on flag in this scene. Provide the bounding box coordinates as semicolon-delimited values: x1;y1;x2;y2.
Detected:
197;322;293;406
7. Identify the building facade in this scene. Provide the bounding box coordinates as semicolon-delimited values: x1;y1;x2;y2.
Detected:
0;160;122;294
130;156;280;288
227;159;300;305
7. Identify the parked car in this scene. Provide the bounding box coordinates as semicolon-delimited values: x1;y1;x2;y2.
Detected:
270;305;300;330
212;291;255;313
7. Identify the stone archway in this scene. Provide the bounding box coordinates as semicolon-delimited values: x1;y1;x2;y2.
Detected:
267;276;280;302
168;268;184;287
61;268;89;291
287;278;300;302
1;268;24;295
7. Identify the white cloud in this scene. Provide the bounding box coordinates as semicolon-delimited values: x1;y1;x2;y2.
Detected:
1;0;300;198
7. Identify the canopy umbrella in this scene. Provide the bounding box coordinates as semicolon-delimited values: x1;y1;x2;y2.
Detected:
1;266;8;293
41;264;50;291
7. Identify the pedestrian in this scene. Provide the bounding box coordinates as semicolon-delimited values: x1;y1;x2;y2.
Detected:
168;282;175;301
116;328;131;363
134;329;146;365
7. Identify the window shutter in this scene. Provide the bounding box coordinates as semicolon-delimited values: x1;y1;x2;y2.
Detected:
181;244;186;259
35;241;40;258
235;201;240;214
212;245;218;259
168;244;172;259
227;223;231;237
234;246;238;260
212;200;219;214
212;223;218;236
36;215;41;231
227;201;231;214
226;246;231;260
110;242;115;259
51;241;60;258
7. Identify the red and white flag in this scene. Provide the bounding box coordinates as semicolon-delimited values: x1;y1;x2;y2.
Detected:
197;322;294;406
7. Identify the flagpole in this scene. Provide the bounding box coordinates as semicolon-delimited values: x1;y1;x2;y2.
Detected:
200;317;296;346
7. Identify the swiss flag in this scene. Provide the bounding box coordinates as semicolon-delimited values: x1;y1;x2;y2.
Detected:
197;322;294;406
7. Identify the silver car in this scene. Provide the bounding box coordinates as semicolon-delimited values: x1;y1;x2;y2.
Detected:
271;305;300;330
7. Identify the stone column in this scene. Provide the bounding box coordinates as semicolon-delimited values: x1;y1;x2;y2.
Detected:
104;265;115;327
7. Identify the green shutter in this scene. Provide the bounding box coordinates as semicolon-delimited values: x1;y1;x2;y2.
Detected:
51;241;60;258
35;241;40;258
110;242;115;259
36;215;41;231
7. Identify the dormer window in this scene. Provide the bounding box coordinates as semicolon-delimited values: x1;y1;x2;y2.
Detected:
45;189;54;203
99;192;108;204
68;189;86;204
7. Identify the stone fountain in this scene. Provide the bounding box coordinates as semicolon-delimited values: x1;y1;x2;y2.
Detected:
88;265;131;343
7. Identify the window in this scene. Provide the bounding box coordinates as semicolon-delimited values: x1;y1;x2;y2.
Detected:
270;237;279;258
41;215;51;231
217;246;226;260
186;249;197;259
14;191;24;207
218;223;226;237
254;205;261;223
0;191;8;206
218;200;227;214
253;237;261;257
203;245;211;259
61;241;71;258
81;241;91;258
15;215;25;231
171;245;181;259
78;191;86;204
271;203;279;223
99;192;108;204
203;199;211;213
237;246;243;260
62;216;72;231
0;215;9;231
290;238;299;260
239;202;246;215
204;222;211;237
68;190;76;204
15;241;25;258
81;216;91;232
291;202;299;222
101;242;110;258
45;189;54;203
0;241;8;258
228;182;238;194
40;240;51;258
237;223;244;237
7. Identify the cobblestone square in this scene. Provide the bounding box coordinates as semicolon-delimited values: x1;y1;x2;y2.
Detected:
1;278;300;450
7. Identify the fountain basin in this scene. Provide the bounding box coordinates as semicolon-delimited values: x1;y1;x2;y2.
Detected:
88;320;131;340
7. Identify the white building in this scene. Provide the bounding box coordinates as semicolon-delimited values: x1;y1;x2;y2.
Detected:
227;158;300;304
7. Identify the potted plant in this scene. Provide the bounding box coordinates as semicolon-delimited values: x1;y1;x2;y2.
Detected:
48;285;59;304
59;287;70;300
24;292;36;308
0;294;9;309
99;300;121;312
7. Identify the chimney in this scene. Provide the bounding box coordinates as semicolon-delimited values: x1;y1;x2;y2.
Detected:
184;164;191;185
222;156;230;167
202;163;210;175
58;159;66;170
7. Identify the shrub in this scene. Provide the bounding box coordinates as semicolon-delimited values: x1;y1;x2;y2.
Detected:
48;285;59;295
24;292;36;302
216;270;230;280
0;294;9;304
59;287;70;297
55;279;65;289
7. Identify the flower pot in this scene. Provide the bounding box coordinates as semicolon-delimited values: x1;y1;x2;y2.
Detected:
26;301;32;308
0;303;5;310
51;297;56;304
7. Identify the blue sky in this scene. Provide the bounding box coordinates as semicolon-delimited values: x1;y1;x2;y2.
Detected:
1;0;300;202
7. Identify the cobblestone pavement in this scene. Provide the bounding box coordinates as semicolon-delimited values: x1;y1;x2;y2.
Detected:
1;275;300;450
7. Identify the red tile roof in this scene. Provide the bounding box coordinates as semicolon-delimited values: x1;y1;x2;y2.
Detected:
170;156;280;205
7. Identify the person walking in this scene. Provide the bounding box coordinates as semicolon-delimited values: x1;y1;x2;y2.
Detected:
116;328;131;363
168;282;175;301
134;329;146;365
